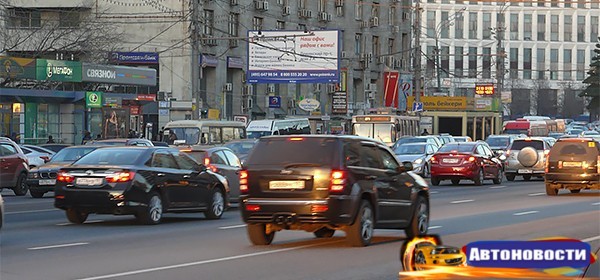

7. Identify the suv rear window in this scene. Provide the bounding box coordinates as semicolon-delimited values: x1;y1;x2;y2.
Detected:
550;141;599;158
510;140;544;150
246;137;337;166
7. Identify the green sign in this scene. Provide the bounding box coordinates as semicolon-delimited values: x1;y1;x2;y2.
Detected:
35;59;82;82
86;91;102;108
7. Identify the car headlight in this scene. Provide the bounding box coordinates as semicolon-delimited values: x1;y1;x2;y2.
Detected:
28;172;39;179
413;158;423;165
499;154;507;161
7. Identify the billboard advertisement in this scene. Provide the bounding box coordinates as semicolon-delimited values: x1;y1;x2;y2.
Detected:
35;59;82;82
383;71;400;108
246;30;339;84
0;56;36;79
110;52;159;64
82;63;157;86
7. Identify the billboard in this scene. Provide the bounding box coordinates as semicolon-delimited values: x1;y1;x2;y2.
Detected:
247;30;339;84
35;59;82;82
406;96;467;110
383;71;400;108
110;52;159;64
0;56;36;79
82;63;157;86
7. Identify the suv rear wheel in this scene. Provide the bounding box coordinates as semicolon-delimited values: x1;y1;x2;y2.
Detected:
247;224;275;245
346;200;374;247
506;174;515;181
405;196;429;238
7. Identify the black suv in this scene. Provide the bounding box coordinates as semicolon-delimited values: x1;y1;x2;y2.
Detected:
239;135;430;247
545;138;599;195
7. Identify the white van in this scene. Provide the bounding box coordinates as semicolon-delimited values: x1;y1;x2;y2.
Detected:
246;119;311;139
164;120;246;145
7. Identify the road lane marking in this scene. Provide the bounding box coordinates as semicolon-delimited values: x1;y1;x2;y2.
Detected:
450;199;474;204
513;211;539;216
56;220;104;226
428;226;442;230
28;242;89;250
582;235;600;243
592;202;600;206
489;186;506;189
6;209;59;215
76;240;342;280
218;224;246;230
528;192;546;196
429;191;439;194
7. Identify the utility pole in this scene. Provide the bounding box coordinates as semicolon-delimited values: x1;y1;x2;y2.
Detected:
496;11;506;117
413;0;422;113
191;0;200;119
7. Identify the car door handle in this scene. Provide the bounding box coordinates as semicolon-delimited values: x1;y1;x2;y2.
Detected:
183;175;191;179
157;173;166;177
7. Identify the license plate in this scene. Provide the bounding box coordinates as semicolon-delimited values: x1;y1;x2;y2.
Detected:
518;169;533;174
269;181;305;190
76;177;104;186
39;179;56;185
562;161;582;167
443;158;459;164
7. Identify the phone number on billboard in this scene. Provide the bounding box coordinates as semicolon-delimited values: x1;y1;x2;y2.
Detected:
251;72;308;77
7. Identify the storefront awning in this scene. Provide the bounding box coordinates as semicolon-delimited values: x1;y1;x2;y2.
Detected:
0;88;80;103
251;105;266;116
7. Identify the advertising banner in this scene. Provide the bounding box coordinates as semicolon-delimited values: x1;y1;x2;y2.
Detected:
383;71;400;108
82;63;157;86
332;92;348;114
268;96;281;108
406;96;467;110
0;56;36;79
35;59;82;82
102;108;129;139
85;91;103;108
247;30;339;83
110;52;159;64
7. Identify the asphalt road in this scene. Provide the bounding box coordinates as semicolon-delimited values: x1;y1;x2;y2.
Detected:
1;178;599;280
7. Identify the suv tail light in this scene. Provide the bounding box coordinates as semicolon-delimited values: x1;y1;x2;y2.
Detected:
597;156;600;174
329;170;346;193
57;171;74;183
544;154;550;173
239;170;248;194
106;171;135;183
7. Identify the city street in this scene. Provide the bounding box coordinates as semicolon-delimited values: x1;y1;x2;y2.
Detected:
1;179;599;280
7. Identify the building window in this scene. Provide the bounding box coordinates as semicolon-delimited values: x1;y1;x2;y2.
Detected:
577;49;585;80
252;17;263;31
564;15;572;42
355;0;363;19
551;15;559;41
229;13;239;36
592;0;599;8
510;48;518;79
577;0;585;8
564;0;571;7
355;33;362;55
441;12;449;38
468;47;477;78
563;49;572;80
388;38;395;55
6;8;41;28
551;0;558;6
577;16;585;42
550;48;558;80
455;12;464;39
537;48;545;79
524;0;532;6
592;16;599;42
524;14;532;40
441;46;450;78
59;10;80;28
389;6;396;26
371;2;379;19
482;13;491;39
455;47;464;77
523;48;532;79
482;47;491;78
510;13;519;40
427;11;436;38
372;36;380;57
538;0;546;6
468;12;477;39
318;0;327;12
456;0;463;4
298;0;307;9
204;10;215;35
427;46;436;76
276;20;285;30
537;15;546;41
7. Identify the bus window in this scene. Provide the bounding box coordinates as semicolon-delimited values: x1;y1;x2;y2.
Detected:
168;128;200;145
209;127;222;143
353;123;373;138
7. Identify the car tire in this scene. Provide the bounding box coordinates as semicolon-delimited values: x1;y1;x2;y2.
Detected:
66;209;88;224
493;169;503;185
347;200;374;247
247;223;275;245
204;187;225;220
12;173;28;196
523;175;532;181
137;192;163;225
414;251;427;270
405;196;429;239
451;179;460;185
431;176;440;186
473;169;484;186
506;174;515;181
314;227;335;238
545;183;558;196
570;189;581;194
422;164;430;178
30;190;45;198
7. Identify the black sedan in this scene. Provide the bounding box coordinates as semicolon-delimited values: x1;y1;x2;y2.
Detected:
27;145;102;198
54;147;229;224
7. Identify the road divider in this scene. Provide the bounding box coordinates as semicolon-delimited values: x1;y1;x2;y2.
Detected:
592;202;600;206
428;225;442;230
28;242;89;250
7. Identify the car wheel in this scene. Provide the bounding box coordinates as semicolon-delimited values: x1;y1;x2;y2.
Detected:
545;183;558;196
137;192;163;225
422;164;430;178
473;169;484;186
347;200;374;247
66;209;88;224
12;173;28;196
451;179;460;185
204;187;225;219
431;176;440;186
570;189;581;194
523;175;532;181
314;227;335;238
30;190;45;198
493;169;503;185
247;223;275;245
415;251;427;270
506;174;515;181
405;196;429;238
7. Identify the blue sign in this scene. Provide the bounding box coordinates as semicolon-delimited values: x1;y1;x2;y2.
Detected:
111;52;159;64
268;96;281;108
199;54;219;67
227;56;244;69
412;102;423;112
247;70;339;84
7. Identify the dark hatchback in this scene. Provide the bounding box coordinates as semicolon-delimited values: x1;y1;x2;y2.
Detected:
54;147;230;224
544;138;600;195
240;135;430;247
27;146;102;198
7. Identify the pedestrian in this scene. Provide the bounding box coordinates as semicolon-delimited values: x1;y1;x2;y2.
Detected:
46;135;56;143
421;129;429;136
158;127;165;141
82;131;92;144
168;130;178;144
95;134;102;140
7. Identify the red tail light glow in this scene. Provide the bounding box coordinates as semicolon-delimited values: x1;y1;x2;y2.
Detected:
204;157;218;172
467;156;476;162
239;170;249;194
57;171;74;183
289;137;304;141
597;156;600;174
430;156;438;164
544;154;550;173
245;204;260;211
311;205;329;213
330;170;346;193
106;171;135;183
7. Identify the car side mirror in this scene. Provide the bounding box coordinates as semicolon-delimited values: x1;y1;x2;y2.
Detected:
398;161;413;173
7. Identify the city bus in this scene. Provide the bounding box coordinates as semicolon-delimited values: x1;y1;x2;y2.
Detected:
351;114;420;146
163;120;246;145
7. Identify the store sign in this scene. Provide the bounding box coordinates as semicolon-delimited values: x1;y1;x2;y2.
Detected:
82;63;156;86
111;52;159;64
475;84;495;95
130;105;140;115
0;56;36;79
332;92;347;114
199;54;219;67
406;96;467;110
36;59;82;82
136;94;156;101
268;96;281;108
298;98;320;111
104;96;122;107
85;91;103;108
227;56;244;69
475;96;493;110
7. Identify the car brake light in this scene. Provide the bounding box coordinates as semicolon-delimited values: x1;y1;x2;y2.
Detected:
597;156;600;173
430;156;437;163
57;171;74;183
239;170;248;194
467;156;476;162
245;204;260;211
558;161;563;169
106;171;135;183
289;137;304;141
204;157;218;172
544;154;549;173
330;170;346;193
311;205;329;213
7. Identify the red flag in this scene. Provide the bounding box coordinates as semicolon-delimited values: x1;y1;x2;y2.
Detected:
383;71;400;108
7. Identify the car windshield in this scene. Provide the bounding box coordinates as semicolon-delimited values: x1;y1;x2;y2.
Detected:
50;147;98;162
511;140;544;150
486;137;510;147
246;138;336;166
353;123;394;144
224;142;256;155
397;138;427;145
247;131;271;139
438;144;474;153
394;144;426;155
432;247;461;254
75;149;145;165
